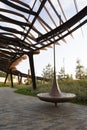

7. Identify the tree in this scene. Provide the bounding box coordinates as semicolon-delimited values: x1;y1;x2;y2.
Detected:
58;67;71;80
58;66;65;79
0;71;6;77
75;59;84;79
42;64;54;80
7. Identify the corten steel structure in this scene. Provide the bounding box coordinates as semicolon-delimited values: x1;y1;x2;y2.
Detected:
0;0;87;90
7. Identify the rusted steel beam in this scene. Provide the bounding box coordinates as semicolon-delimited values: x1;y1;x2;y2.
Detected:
57;0;73;38
0;14;41;36
23;0;47;42
37;6;87;42
0;25;25;35
12;0;31;9
0;14;30;27
48;0;63;23
35;20;87;51
0;0;36;15
0;8;28;21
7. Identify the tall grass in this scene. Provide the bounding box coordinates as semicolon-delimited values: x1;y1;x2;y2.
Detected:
15;79;87;105
0;80;87;105
59;80;87;105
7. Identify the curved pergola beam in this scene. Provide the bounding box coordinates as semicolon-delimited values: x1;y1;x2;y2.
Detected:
0;0;36;15
37;6;87;42
0;8;28;21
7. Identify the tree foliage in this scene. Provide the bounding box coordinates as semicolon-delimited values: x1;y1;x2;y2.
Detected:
58;66;65;79
41;64;54;80
75;59;84;79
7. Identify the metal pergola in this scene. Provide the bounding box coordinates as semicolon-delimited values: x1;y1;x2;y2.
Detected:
0;0;87;89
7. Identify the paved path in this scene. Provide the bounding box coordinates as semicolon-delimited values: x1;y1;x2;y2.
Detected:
0;87;87;130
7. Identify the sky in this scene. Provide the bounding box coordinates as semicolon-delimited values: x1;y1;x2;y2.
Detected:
17;20;87;78
17;0;87;78
32;26;87;78
1;0;87;78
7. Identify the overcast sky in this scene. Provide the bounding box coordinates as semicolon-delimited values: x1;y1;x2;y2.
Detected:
16;0;87;78
17;22;87;78
1;0;86;78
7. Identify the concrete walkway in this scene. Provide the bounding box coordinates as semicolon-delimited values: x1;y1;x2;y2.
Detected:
0;87;87;130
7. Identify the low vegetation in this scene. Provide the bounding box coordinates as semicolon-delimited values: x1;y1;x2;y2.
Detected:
0;82;11;87
14;79;87;105
0;79;87;105
59;80;87;105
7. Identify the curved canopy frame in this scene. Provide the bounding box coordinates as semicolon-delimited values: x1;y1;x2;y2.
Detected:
0;0;87;88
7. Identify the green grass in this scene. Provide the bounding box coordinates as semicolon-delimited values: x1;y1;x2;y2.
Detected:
0;80;87;105
14;79;87;106
59;80;87;105
14;82;53;96
0;82;11;87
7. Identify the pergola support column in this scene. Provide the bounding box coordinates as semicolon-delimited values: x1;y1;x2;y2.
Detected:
28;53;36;90
4;73;8;84
10;70;13;88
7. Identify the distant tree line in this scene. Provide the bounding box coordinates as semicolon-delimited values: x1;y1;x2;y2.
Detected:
1;59;87;81
42;59;87;80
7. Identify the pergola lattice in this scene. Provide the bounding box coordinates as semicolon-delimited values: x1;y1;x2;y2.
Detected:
0;0;87;89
